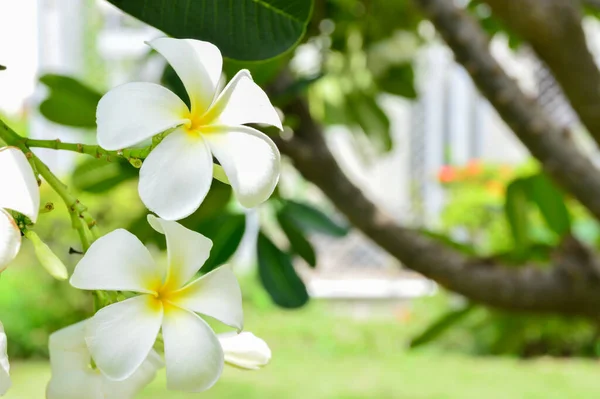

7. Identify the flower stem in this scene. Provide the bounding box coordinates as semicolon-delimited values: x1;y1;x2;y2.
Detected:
0;118;100;249
23;138;151;167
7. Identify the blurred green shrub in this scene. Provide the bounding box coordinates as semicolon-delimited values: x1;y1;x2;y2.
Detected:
411;160;600;358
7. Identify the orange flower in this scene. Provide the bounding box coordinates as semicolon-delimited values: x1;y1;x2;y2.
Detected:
438;165;457;183
465;159;483;177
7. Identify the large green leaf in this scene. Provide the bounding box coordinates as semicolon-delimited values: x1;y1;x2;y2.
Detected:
257;232;309;308
277;211;317;267
39;74;101;128
505;179;530;254
524;174;571;236
196;213;246;273
377;63;417;99
107;0;314;61
346;92;392;153
282;200;349;237
72;158;138;193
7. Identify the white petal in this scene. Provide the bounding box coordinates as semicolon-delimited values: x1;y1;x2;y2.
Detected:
47;320;164;399
169;265;243;331
0;322;10;396
0;210;20;272
163;306;223;392
203;125;280;208
205;70;282;129
0;147;40;221
48;321;90;372
218;332;271;370
86;295;163;381
97;82;189;150
147;215;212;290
149;38;222;115
70;229;163;294
139;129;213;221
101;350;163;399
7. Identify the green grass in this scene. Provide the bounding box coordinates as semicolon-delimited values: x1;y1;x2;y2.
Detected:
5;300;600;399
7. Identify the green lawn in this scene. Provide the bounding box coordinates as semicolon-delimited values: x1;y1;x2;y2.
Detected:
5;299;600;399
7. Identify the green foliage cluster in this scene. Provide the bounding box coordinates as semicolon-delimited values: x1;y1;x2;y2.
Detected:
413;160;600;357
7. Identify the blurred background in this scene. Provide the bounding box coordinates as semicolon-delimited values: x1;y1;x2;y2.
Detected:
3;0;600;398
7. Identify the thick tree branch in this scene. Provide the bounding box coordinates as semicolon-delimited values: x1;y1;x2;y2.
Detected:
485;0;600;147
415;0;600;223
276;97;600;317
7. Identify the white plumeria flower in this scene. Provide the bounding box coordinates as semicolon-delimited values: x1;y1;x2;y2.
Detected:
46;320;163;399
0;322;10;396
218;332;271;370
97;37;283;221
0;147;40;271
70;215;243;392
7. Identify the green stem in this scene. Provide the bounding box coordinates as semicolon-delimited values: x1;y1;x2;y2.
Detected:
0;118;100;249
23;138;151;167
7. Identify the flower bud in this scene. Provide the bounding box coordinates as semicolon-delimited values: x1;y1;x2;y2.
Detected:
218;332;271;370
24;230;68;280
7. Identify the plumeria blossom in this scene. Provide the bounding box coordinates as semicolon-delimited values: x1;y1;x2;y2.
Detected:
218;332;271;370
0;322;10;396
70;215;243;392
96;37;283;221
0;147;40;272
46;320;163;399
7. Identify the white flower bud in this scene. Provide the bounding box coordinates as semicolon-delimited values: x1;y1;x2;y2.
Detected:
218;332;271;370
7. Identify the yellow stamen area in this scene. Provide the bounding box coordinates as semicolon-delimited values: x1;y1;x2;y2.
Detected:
182;107;219;137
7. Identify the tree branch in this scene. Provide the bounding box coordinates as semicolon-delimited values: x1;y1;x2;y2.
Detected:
485;0;600;147
414;0;600;223
276;97;600;317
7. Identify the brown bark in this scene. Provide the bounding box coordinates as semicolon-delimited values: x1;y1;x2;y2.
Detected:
276;98;600;317
485;0;600;147
269;0;600;317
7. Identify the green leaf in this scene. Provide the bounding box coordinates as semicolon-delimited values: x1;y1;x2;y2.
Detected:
71;158;138;193
377;63;417;99
39;74;101;128
505;179;530;253
410;304;475;348
196;213;246;273
524;174;571;236
277;211;317;267
346;92;392;152
107;0;314;61
257;232;309;308
282;200;349;237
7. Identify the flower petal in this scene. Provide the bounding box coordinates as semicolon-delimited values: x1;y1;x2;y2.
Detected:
86;295;163;381
162;306;224;392
148;38;222;115
139;129;213;221
47;320;164;399
70;229;163;294
218;332;271;370
203;125;280;208
0;147;40;221
0;321;10;396
169;265;243;331
0;209;21;273
205;70;282;129
96;82;189;150
147;215;212;290
48;321;90;372
102;350;163;399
